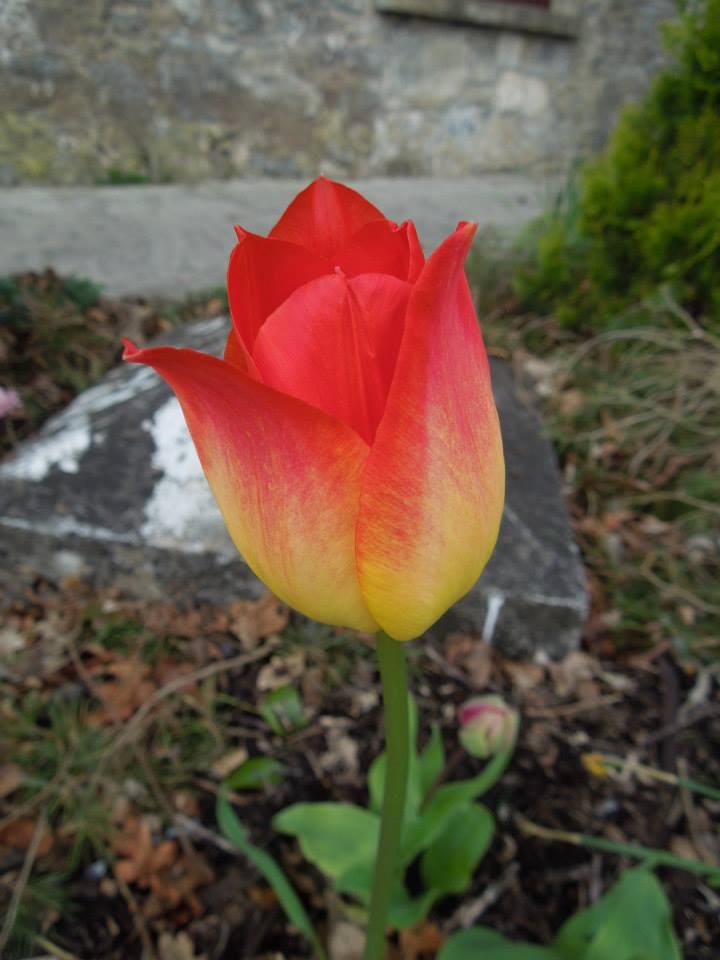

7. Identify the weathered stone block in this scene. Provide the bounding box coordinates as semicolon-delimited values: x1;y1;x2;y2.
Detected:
0;318;587;658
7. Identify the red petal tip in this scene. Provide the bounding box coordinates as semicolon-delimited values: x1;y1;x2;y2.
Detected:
234;225;248;242
122;338;140;360
456;220;479;238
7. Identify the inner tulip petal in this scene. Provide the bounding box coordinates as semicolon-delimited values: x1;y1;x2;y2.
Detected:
228;228;329;352
252;273;411;445
268;176;386;260
334;219;425;283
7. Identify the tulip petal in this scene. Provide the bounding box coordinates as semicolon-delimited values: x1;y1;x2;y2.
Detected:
355;223;505;641
335;220;425;283
123;341;377;632
223;327;260;378
228;228;329;352
252;273;411;445
269;176;386;260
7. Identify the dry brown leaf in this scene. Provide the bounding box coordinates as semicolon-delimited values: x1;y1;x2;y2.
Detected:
228;592;288;651
444;632;473;666
444;633;494;688
211;746;249;780
0;626;25;657
0;818;54;856
0;762;22;798
157;931;207;960
301;666;325;711
144;851;215;919
87;656;156;724
256;651;305;691
525;722;558;770
319;723;360;781
399;920;444;959
328;918;365;960
549;651;597;698
503;660;545;692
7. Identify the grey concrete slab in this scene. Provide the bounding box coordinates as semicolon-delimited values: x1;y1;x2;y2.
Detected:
0;317;587;658
0;176;550;297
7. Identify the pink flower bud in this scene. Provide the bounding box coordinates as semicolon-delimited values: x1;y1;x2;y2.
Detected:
0;388;21;420
458;695;519;758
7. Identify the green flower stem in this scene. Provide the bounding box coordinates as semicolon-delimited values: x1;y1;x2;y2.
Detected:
363;631;410;960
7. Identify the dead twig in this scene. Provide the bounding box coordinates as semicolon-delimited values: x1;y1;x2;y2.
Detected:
112;637;279;753
526;693;623;719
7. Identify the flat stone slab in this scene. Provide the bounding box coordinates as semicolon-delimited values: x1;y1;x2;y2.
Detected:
0;318;587;658
0;176;549;297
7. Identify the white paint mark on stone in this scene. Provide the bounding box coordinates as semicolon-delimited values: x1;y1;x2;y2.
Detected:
141;397;234;554
0;514;138;543
0;422;91;480
482;589;506;645
70;364;159;416
520;591;589;613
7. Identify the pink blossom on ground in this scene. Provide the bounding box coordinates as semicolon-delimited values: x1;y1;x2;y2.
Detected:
0;388;21;419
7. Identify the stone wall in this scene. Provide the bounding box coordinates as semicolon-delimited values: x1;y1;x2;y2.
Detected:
0;0;676;185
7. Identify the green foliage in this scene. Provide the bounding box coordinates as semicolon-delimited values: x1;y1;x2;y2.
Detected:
259;684;306;735
515;0;720;333
2;873;71;960
439;869;682;960
274;696;512;930
216;793;326;960
97;167;151;185
223;756;285;790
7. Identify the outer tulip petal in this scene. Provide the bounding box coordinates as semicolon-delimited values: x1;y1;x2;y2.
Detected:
123;341;377;633
269;176;386;260
228;227;329;351
335;219;425;283
355;223;505;641
252;273;411;445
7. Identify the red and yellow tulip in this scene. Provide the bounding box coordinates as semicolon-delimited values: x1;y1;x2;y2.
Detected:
124;177;504;641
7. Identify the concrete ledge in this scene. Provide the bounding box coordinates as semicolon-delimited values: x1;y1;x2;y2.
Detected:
375;0;580;38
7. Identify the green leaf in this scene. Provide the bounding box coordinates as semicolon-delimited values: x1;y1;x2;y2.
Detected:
439;928;563;960
274;803;379;883
216;794;325;960
553;868;682;960
418;723;445;797
421;803;494;896
259;685;306;735
223;757;284;791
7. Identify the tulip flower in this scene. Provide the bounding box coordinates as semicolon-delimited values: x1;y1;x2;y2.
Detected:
124;177;506;960
124;176;504;642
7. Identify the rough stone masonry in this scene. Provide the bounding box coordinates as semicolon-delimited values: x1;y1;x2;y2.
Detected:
0;317;588;660
0;0;675;185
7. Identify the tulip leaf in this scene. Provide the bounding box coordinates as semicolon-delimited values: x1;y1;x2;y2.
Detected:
418;723;445;797
223;756;285;791
259;684;306;736
401;782;478;864
274;803;379;883
553;868;682;960
420;803;494;896
438;928;563;960
216;793;325;960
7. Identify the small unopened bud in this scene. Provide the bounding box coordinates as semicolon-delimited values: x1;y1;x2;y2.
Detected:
0;387;21;420
458;695;518;758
